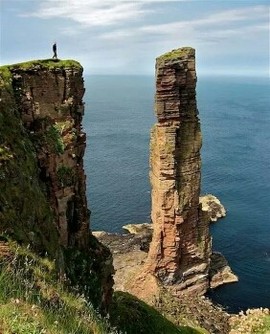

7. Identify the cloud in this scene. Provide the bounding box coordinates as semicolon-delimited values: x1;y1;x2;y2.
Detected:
199;23;269;41
99;5;269;45
140;5;269;34
24;0;153;27
25;1;269;45
16;1;269;74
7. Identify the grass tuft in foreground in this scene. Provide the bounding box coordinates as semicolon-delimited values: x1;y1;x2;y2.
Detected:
0;241;205;334
0;241;115;334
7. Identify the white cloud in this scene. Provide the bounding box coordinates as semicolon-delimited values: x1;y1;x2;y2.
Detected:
25;0;152;27
99;5;269;44
24;1;269;44
139;5;269;34
16;1;269;74
199;23;269;40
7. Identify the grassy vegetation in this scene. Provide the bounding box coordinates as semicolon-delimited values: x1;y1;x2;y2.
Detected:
109;291;206;334
57;165;75;187
262;316;270;333
0;242;114;334
0;242;207;334
0;67;12;92
157;47;194;62
45;125;65;154
0;66;12;80
0;59;82;72
0;145;13;162
151;290;210;334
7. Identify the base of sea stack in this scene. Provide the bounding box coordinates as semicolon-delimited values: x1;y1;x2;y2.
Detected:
93;220;238;297
93;228;233;334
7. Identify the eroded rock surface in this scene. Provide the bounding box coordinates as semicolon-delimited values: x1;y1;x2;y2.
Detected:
140;47;212;297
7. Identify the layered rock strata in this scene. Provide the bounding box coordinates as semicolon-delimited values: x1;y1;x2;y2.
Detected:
145;48;212;295
0;60;113;310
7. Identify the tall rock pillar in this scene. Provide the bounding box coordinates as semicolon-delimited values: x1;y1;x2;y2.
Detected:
146;47;211;295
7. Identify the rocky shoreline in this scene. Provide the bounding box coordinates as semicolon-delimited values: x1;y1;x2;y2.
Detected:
93;232;237;295
93;195;238;293
93;229;232;333
92;195;238;333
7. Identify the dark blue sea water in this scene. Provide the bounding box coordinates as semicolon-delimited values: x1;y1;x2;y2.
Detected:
83;74;270;313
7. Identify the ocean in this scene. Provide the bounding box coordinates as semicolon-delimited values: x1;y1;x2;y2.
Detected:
83;74;270;313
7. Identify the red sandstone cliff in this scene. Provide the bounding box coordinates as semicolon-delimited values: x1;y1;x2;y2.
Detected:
0;60;113;310
11;63;88;249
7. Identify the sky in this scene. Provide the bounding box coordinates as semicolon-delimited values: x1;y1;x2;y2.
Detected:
0;0;269;76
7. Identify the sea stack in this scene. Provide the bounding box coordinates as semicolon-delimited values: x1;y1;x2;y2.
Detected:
145;47;212;295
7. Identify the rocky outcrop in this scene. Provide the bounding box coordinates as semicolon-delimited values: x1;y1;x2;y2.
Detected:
209;252;238;288
0;60;113;310
141;47;211;296
123;223;153;235
92;230;151;255
200;194;226;222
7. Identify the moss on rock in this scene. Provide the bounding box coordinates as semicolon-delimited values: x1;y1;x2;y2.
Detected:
0;69;59;256
157;47;195;63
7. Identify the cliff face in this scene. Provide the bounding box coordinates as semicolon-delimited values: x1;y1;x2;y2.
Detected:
0;60;113;310
10;61;88;249
146;48;212;295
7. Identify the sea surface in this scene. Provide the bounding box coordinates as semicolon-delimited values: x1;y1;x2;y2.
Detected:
83;74;270;313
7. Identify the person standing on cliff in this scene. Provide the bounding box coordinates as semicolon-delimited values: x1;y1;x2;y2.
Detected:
52;42;58;59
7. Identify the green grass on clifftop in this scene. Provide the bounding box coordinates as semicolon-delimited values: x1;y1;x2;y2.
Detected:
0;59;82;72
157;47;194;62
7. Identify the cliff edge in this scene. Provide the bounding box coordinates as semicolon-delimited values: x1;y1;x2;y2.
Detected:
0;59;113;310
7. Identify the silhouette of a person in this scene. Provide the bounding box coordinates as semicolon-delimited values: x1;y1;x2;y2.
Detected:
52;43;57;59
